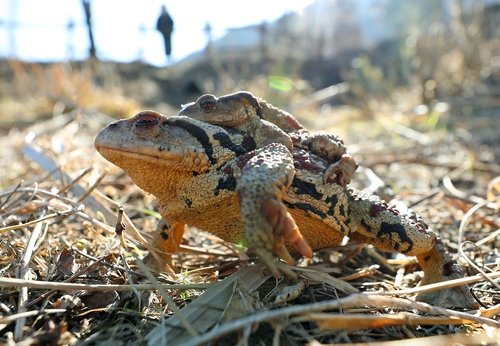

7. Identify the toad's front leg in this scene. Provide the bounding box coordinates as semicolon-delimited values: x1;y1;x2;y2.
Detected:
144;219;186;273
236;143;312;278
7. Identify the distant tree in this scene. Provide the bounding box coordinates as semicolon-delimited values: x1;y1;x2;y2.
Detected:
204;21;213;56
66;19;75;60
81;0;96;58
384;0;445;34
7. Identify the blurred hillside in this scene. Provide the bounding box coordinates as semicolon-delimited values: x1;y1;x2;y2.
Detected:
1;0;500;128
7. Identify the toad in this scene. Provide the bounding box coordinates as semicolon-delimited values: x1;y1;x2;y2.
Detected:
179;92;357;186
95;98;477;308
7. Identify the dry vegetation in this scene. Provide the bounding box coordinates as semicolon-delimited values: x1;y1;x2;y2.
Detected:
1;12;500;343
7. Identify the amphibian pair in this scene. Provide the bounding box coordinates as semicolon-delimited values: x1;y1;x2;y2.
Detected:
95;91;477;308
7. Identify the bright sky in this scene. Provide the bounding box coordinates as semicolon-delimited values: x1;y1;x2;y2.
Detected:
0;0;315;66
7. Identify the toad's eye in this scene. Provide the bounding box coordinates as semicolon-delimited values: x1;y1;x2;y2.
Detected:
135;114;159;128
199;97;216;111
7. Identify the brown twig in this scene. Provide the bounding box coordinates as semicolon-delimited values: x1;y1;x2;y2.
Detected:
181;294;500;346
0;180;23;211
58;167;93;195
25;254;113;308
0;205;85;234
77;167;109;203
0;277;212;292
459;241;500;291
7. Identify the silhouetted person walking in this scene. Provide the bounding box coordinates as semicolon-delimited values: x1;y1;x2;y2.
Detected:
156;5;174;64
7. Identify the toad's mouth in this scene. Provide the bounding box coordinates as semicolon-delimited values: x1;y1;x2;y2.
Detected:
95;141;210;174
95;144;185;165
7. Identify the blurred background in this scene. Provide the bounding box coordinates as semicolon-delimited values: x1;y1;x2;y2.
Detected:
1;0;500;172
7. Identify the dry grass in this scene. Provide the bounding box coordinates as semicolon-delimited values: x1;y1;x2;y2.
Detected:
0;61;500;345
1;60;141;127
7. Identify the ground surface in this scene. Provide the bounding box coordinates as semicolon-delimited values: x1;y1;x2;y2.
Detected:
1;61;500;345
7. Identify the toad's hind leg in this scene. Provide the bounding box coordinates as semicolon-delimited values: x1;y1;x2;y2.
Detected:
347;190;478;308
144;219;185;274
414;237;478;308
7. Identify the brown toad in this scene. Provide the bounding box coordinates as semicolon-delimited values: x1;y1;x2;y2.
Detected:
179;91;357;186
95;104;477;309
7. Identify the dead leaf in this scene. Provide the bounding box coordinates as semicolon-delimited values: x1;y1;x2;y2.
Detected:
265;278;308;304
80;290;119;310
53;294;83;310
56;248;79;276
